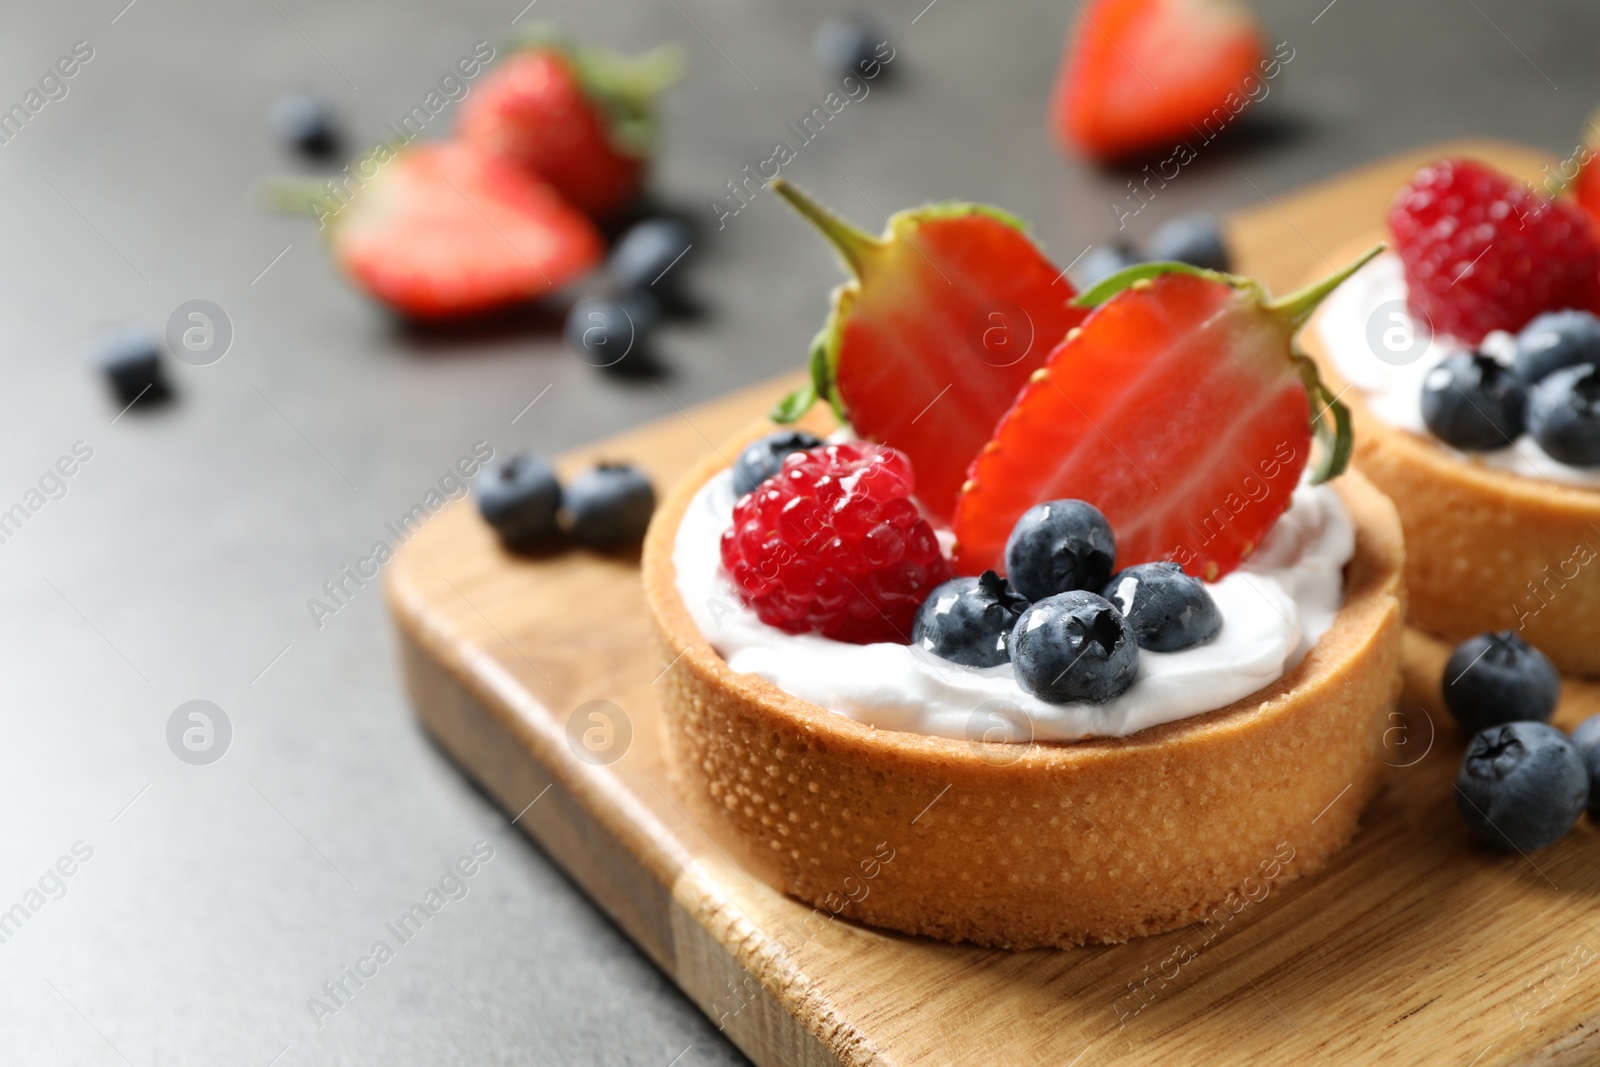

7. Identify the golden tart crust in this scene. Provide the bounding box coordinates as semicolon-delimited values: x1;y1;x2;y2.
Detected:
643;423;1404;948
1304;236;1600;677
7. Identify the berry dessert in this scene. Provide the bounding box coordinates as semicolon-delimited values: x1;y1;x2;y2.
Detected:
1306;156;1600;674
643;186;1403;948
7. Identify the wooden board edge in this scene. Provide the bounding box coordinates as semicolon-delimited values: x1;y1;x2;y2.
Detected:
394;625;852;1067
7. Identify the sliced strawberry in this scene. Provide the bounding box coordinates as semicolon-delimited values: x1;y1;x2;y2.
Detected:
951;253;1377;582
769;180;1088;522
1051;0;1265;162
327;142;603;320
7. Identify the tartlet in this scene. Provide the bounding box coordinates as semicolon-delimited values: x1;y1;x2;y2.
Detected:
643;419;1405;949
1306;234;1600;677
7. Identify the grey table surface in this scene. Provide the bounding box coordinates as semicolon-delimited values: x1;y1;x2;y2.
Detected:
2;0;1597;1063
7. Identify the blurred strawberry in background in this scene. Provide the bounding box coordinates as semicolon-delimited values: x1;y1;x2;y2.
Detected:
459;34;684;220
1051;0;1265;162
1575;111;1600;237
326;142;604;320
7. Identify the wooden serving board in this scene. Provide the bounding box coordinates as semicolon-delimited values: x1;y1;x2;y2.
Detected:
386;141;1600;1066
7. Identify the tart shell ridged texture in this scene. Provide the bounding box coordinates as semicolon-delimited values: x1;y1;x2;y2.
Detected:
1303;238;1600;677
642;422;1405;949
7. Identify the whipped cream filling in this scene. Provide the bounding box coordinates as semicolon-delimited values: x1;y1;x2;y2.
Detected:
672;468;1355;742
1316;251;1600;488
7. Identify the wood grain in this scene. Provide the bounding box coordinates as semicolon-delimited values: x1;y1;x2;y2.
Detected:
386;141;1600;1066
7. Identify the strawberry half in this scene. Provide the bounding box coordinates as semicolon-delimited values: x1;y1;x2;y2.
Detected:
458;38;683;220
1051;0;1265;162
317;142;602;320
951;251;1380;582
769;180;1088;522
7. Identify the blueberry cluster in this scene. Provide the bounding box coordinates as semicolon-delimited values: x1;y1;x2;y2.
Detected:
476;454;654;552
912;498;1221;704
1443;630;1600;852
1073;212;1232;289
1422;309;1600;466
564;217;696;379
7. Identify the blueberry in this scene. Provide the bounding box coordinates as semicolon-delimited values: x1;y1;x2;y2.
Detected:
1513;309;1600;384
92;323;170;408
270;91;341;159
1527;363;1600;467
813;17;890;78
912;570;1030;668
476;453;562;548
1571;713;1600;755
1145;212;1231;272
732;430;823;496
1583;742;1600;822
1073;242;1145;288
1010;591;1139;704
1102;561;1221;652
1420;351;1525;451
565;463;655;547
565;294;657;375
1003;499;1115;601
608;218;694;296
1455;722;1588;852
1574;713;1600;819
1442;631;1559;736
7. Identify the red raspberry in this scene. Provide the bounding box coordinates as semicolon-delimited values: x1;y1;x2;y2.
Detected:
1389;158;1600;343
720;443;951;644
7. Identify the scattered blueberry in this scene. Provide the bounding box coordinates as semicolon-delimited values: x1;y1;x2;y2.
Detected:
1455;722;1588;852
1420;351;1525;451
1442;631;1560;735
565;463;656;547
1074;242;1144;289
476;453;562;548
92;323;170;408
1571;713;1600;755
565;293;657;374
732;430;824;496
1102;561;1221;652
1570;715;1600;820
1010;590;1139;704
609;218;694;296
1513;309;1600;384
912;570;1030;668
1527;363;1600;467
270;91;341;159
1145;212;1231;272
813;16;890;78
1004;499;1116;601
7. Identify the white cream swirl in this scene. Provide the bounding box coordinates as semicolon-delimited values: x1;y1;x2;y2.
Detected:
1316;251;1600;488
672;469;1354;742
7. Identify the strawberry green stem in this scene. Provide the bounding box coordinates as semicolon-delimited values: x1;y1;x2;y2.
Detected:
771;178;885;279
259;178;338;218
1267;243;1386;332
